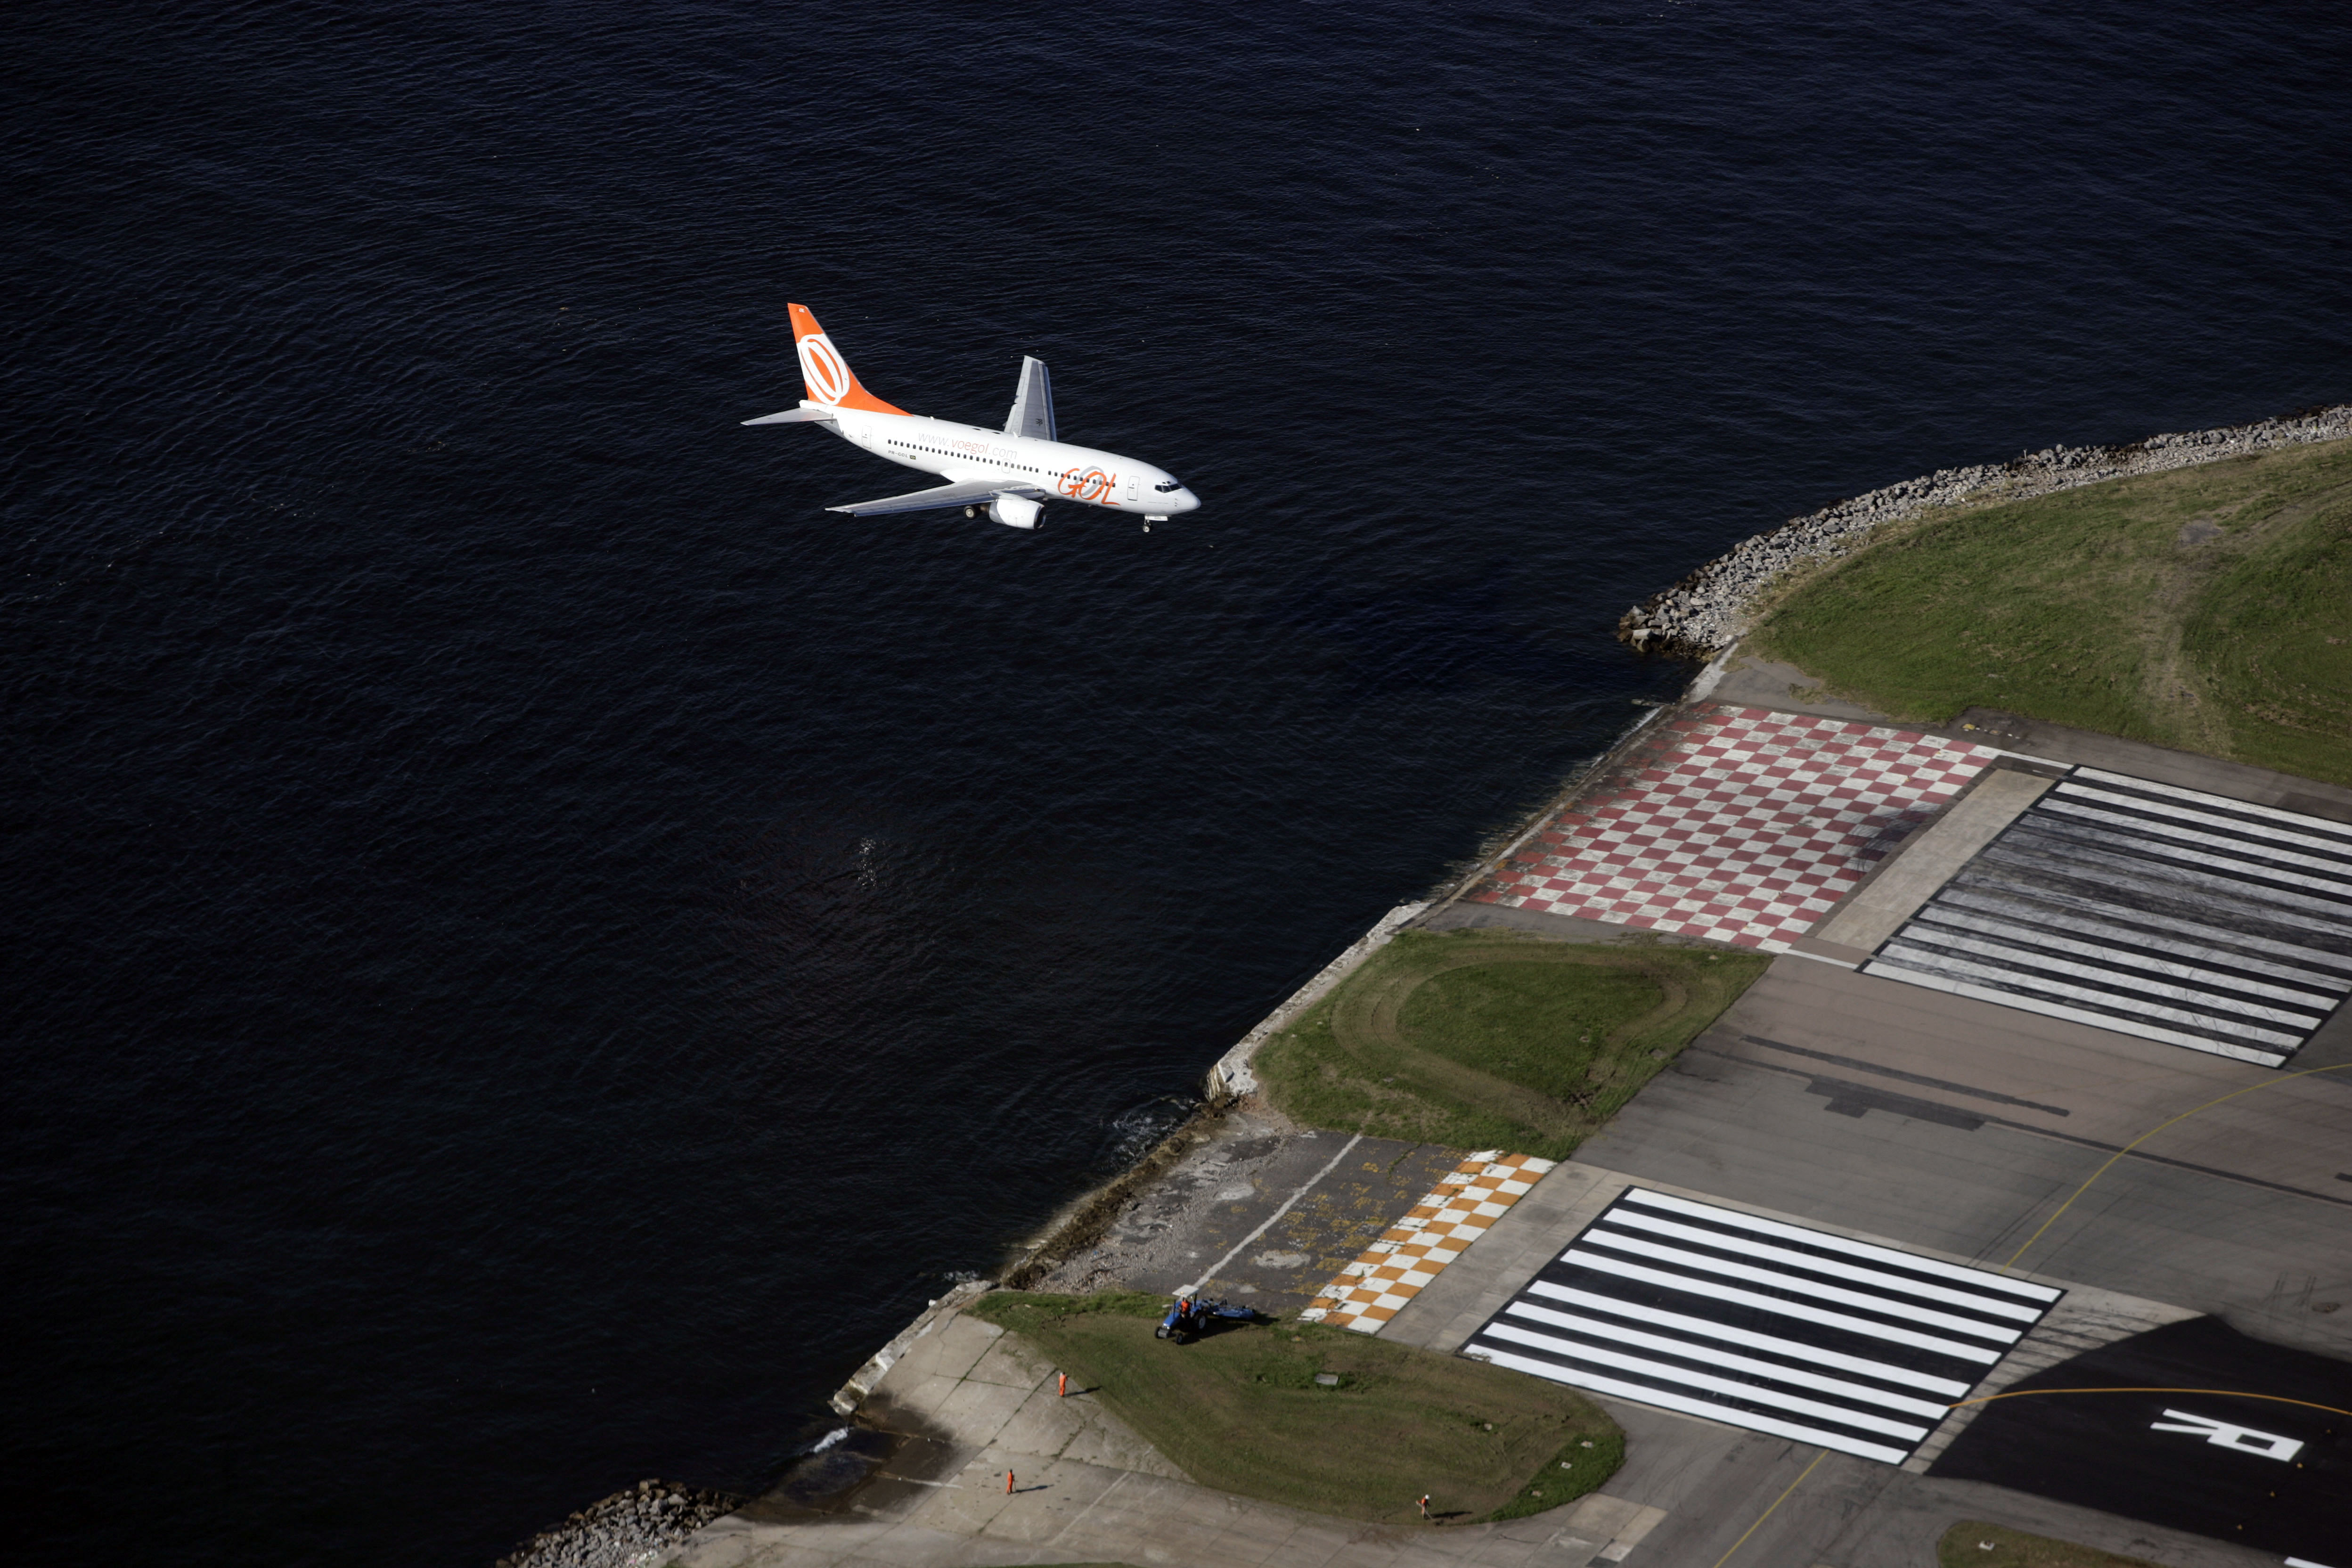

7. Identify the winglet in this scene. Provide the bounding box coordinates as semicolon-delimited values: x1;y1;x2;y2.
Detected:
788;304;909;416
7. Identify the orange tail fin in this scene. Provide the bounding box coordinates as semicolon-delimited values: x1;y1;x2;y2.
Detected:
788;303;908;415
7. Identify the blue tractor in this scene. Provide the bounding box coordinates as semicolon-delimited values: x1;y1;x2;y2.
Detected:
1154;1293;1266;1344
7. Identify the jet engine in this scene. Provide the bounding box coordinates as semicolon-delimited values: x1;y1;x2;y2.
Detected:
987;495;1041;530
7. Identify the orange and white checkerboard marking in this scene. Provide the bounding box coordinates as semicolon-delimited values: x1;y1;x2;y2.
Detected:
1297;1151;1557;1333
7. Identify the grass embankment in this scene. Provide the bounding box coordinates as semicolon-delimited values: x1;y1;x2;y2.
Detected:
1749;437;2352;784
1255;930;1770;1159
1937;1522;2164;1568
966;1290;1621;1524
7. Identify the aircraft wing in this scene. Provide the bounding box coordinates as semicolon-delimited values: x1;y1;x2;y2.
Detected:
825;479;1045;516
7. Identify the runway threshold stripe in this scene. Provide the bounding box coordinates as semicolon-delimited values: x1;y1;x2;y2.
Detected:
1873;939;2308;1045
1918;904;2348;1004
1558;1249;2008;1362
1524;1280;1975;1396
1974;842;2352;955
1617;1188;2060;1301
1477;1191;2056;1466
2068;768;2352;844
1598;1209;2042;1321
2027;810;2352;905
2020;820;2352;918
1936;882;2352;976
2040;797;2352;881
1501;1302;1954;1418
1477;1322;1936;1438
1926;890;2352;989
1897;922;2333;1024
1993;829;2352;931
1576;1233;2021;1340
1463;1346;1915;1464
1859;961;2291;1065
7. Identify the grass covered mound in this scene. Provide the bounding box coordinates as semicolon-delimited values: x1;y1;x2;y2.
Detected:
1255;929;1770;1159
1937;1522;2164;1568
1750;436;2352;784
965;1290;1621;1525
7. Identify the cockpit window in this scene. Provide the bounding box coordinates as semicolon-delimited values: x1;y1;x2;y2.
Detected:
1153;479;1183;492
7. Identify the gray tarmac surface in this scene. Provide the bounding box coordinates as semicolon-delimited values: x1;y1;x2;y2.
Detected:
1580;1036;2352;1358
1037;1106;1466;1314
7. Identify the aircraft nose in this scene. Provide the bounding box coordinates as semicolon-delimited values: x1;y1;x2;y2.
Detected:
1172;487;1202;513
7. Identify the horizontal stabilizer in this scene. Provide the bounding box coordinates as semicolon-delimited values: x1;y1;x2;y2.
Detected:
742;407;836;425
825;479;1045;516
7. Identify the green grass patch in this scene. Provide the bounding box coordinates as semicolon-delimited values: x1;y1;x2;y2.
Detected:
1255;930;1771;1159
1749;436;2352;783
1937;1521;2164;1568
966;1290;1621;1525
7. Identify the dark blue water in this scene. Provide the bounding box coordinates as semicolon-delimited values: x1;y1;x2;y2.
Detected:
7;1;2346;1561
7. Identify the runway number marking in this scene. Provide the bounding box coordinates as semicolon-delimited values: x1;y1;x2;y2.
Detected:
2148;1408;2306;1462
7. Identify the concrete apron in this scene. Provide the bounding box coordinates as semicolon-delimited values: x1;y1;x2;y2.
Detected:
666;1304;1667;1568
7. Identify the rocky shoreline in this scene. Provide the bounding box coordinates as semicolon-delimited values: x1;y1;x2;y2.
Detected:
494;1479;742;1568
1617;402;2352;660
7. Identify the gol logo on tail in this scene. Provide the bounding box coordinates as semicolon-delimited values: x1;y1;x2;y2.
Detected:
798;335;853;405
1058;467;1115;502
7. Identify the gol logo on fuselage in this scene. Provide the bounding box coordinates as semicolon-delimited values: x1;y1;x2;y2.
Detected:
1058;468;1116;503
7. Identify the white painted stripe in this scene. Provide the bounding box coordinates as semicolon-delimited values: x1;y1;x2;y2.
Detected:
2040;800;2352;894
2021;823;2352;924
1860;961;2289;1064
1478;1321;1935;1439
2069;768;2352;843
1875;939;2308;1044
1502;1301;1953;1418
1966;860;2352;968
1600;1209;2042;1322
1184;1132;1360;1296
1578;1232;2021;1341
1617;1189;2060;1302
1994;827;2352;926
1557;1249;2007;1362
1906;916;2337;1019
1919;905;2348;1006
1933;887;2352;987
2054;783;2352;865
1526;1280;1974;1396
1462;1347;1914;1464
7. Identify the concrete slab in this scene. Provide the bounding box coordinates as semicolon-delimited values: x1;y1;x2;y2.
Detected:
991;1385;1085;1459
932;1377;1032;1437
1707;655;1903;726
1054;1401;1187;1478
963;1457;1124;1544
1813;766;2054;952
960;1335;1049;1390
913;1312;1004;1380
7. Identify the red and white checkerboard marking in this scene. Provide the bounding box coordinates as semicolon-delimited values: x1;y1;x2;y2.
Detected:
1476;706;1998;952
1299;1152;1556;1334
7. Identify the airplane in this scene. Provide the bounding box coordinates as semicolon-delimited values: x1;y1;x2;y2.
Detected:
741;303;1201;530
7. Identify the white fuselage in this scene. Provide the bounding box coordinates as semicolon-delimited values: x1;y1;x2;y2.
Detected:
824;406;1201;515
